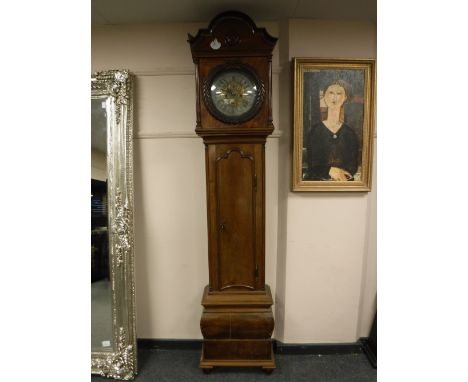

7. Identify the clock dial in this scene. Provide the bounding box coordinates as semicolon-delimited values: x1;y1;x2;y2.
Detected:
204;65;264;124
210;71;258;117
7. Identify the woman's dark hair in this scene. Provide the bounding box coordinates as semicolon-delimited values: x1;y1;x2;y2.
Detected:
323;79;353;103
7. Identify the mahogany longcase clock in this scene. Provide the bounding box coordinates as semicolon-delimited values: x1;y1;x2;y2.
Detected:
188;11;277;373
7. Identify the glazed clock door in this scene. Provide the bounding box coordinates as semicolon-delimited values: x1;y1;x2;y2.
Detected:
203;63;265;124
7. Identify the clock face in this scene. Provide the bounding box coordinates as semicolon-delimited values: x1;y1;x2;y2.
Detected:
204;65;264;124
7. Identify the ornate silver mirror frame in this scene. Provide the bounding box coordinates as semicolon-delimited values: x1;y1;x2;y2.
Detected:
91;70;137;380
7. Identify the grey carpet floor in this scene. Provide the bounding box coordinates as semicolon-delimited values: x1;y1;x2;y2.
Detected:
92;348;376;381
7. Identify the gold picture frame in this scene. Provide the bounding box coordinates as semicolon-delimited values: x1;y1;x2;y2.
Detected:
292;58;375;191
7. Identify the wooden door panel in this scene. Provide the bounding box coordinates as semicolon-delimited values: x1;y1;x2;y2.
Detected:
216;147;256;290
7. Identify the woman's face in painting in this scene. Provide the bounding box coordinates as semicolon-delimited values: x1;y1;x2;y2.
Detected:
323;84;347;108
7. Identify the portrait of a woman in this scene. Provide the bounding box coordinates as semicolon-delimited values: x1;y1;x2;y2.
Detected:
304;79;358;181
293;59;375;191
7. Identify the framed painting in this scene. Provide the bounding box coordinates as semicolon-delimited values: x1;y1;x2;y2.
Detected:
292;58;376;191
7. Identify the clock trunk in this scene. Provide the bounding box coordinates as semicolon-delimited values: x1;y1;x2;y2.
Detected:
206;143;265;291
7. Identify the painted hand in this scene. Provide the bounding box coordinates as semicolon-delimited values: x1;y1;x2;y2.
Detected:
329;167;352;181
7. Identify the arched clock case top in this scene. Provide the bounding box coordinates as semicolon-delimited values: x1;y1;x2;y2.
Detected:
202;62;265;125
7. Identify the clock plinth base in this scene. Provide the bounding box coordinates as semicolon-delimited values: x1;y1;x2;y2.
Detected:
199;285;275;371
200;344;275;371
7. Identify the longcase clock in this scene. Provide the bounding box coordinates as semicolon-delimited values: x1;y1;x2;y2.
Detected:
188;11;277;373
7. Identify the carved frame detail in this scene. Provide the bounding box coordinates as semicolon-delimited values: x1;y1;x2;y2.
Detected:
91;69;137;380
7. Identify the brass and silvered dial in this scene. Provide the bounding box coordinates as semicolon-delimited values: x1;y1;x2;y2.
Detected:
203;64;264;124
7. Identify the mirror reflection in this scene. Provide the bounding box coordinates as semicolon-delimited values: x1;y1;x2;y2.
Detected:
91;96;113;352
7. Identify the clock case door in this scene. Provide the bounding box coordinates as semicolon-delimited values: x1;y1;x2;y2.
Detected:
188;11;277;371
206;143;265;291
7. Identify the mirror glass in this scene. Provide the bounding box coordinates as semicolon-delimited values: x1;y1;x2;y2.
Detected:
91;70;136;380
91;96;113;352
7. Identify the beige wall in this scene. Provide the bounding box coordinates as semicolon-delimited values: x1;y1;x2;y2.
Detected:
91;18;376;342
280;19;377;342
